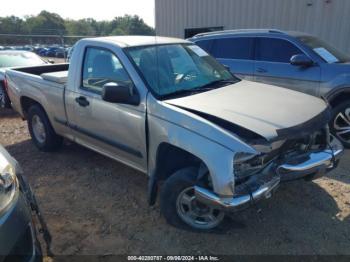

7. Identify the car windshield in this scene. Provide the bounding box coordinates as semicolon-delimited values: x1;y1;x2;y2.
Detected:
125;44;236;98
0;52;45;68
297;35;350;63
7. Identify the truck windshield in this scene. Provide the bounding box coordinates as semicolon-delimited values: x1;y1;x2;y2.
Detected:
125;44;236;98
297;35;350;64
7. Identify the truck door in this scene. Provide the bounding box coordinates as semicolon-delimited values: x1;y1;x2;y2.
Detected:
69;46;147;172
254;37;321;96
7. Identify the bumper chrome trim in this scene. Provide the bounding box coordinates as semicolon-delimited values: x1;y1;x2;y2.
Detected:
195;176;280;212
195;137;344;212
277;137;344;181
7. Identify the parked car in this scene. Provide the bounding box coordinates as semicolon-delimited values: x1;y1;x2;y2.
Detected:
32;46;46;55
54;47;68;58
3;47;15;51
6;36;343;231
189;29;350;147
0;144;50;261
37;48;49;57
43;47;61;58
66;45;75;62
22;46;35;52
0;51;47;108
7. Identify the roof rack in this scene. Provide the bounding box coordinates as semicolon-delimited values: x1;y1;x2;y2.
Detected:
193;29;287;38
268;29;285;34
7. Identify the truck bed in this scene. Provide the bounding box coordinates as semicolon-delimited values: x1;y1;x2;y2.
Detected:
5;63;70;133
11;63;69;84
41;71;68;84
12;63;69;76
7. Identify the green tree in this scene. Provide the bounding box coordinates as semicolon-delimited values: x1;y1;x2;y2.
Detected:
25;11;66;35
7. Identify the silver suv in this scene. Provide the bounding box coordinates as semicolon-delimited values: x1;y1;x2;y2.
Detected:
189;29;350;148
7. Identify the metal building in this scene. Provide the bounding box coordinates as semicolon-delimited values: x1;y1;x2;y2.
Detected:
155;0;350;53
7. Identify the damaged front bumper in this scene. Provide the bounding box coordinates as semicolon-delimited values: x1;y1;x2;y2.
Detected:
195;137;344;212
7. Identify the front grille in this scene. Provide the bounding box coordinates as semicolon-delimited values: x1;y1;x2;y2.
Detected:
276;127;328;161
235;127;329;185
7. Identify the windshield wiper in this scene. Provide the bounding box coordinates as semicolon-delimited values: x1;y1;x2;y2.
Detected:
161;79;237;100
161;89;202;99
198;79;237;89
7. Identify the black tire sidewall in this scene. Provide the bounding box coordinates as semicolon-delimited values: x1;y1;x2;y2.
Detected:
330;101;350;148
27;105;62;151
160;167;224;231
0;83;11;108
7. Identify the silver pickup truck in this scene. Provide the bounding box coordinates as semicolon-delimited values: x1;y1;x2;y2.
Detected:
5;36;343;231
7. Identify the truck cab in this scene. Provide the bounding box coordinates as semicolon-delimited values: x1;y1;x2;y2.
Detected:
5;36;343;231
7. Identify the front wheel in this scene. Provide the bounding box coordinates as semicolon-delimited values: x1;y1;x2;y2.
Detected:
160;167;225;231
330;101;350;148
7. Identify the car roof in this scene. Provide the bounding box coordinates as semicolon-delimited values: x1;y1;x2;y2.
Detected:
0;50;37;55
83;35;190;48
190;29;313;39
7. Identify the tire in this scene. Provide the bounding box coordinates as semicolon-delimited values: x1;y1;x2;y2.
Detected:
0;83;11;108
160;167;225;231
330;100;350;148
27;105;63;152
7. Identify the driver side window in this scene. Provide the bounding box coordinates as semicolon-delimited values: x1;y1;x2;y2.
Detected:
82;47;132;93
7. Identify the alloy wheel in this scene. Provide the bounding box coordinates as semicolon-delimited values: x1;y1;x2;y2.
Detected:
32;115;46;143
176;186;224;230
333;108;350;143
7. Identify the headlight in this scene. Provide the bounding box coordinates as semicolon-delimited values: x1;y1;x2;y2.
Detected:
233;152;264;180
0;163;17;213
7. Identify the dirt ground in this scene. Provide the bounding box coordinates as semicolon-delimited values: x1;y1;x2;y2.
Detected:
0;108;349;256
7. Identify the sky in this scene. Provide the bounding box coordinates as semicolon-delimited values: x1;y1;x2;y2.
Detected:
0;0;155;27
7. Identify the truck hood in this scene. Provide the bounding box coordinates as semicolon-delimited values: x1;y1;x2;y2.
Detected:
165;80;330;141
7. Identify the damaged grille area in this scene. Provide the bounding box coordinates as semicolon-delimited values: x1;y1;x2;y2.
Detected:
235;127;329;183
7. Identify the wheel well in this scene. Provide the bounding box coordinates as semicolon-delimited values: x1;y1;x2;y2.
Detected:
328;91;350;108
148;143;205;205
20;96;42;119
155;143;202;181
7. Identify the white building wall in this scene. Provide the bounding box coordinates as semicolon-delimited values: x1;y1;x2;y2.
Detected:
155;0;350;53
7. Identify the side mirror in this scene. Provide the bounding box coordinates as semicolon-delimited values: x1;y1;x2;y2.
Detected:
102;82;139;105
290;54;314;67
47;59;55;64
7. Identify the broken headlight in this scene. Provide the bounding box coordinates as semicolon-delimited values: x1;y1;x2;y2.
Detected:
233;152;264;180
0;161;18;214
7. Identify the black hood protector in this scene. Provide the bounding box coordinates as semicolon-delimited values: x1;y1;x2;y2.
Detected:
274;106;331;141
176;105;331;143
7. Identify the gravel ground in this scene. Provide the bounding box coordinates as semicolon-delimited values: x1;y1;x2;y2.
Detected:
0;108;349;256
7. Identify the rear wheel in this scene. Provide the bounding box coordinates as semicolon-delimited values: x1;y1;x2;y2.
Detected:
330;101;350;148
0;83;11;108
27;105;63;151
160;167;225;231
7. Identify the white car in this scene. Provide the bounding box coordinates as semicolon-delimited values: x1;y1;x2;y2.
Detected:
0;51;46;108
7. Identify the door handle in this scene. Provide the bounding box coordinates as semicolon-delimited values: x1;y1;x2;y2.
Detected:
257;68;268;73
75;96;90;107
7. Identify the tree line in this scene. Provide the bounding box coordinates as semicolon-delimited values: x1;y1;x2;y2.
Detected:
0;10;155;45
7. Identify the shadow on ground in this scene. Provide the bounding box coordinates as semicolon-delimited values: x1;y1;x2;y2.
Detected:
4;139;350;255
0;108;20;119
325;149;350;184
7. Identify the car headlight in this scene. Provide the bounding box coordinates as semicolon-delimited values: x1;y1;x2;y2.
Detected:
0;162;18;213
233;152;264;180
